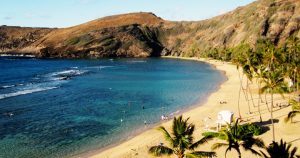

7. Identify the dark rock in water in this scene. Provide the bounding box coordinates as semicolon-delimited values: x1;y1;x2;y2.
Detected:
60;77;70;80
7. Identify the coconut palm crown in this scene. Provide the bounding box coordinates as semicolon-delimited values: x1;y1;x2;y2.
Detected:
148;115;216;158
285;99;300;123
204;119;265;158
261;139;300;158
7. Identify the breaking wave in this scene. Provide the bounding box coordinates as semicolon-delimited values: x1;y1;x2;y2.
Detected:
0;87;58;100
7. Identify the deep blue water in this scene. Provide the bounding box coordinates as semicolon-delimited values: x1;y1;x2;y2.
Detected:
0;57;225;158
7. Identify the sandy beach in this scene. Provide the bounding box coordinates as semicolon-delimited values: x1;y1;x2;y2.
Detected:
87;57;300;158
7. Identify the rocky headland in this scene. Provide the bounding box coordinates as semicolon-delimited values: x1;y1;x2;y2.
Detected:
1;0;300;58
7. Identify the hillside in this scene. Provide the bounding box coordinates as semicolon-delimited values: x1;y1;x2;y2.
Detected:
163;0;300;57
33;12;171;58
1;0;300;58
0;26;53;54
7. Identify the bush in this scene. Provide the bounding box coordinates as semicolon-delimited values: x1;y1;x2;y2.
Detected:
66;37;80;45
202;123;263;139
239;123;263;136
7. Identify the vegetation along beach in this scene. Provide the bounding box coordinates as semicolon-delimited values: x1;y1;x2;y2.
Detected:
0;0;299;158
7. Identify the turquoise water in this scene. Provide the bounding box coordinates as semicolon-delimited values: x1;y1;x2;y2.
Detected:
0;57;225;158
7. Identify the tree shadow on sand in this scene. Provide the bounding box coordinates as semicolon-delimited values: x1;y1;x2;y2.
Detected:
252;119;279;134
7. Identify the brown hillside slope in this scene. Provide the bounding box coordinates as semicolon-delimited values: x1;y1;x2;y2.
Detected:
0;0;300;58
33;12;170;58
0;26;53;54
163;0;300;56
36;12;169;47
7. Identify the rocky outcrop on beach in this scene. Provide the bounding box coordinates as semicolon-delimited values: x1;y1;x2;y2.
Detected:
0;0;300;58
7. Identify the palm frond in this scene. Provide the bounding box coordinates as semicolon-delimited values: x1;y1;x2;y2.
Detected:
157;126;174;146
202;132;221;138
186;151;216;158
289;99;300;111
225;147;232;158
263;139;300;158
260;150;269;158
259;85;270;94
148;145;173;156
290;146;298;158
211;143;228;150
284;111;300;123
243;147;261;156
242;137;265;149
189;135;214;150
253;138;265;148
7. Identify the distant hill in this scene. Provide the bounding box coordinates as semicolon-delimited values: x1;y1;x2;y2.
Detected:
1;0;300;58
163;0;300;57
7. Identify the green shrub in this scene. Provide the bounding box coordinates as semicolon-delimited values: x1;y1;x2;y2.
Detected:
202;123;263;140
66;37;80;45
202;132;226;140
101;38;114;46
65;35;94;46
239;123;263;136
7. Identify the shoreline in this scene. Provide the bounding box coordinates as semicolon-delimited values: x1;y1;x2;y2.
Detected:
74;56;228;158
85;56;299;158
84;56;234;158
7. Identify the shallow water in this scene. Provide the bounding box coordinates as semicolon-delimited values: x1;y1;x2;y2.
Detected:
0;57;225;158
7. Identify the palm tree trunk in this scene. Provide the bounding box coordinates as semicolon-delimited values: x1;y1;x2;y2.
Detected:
237;69;243;118
248;79;256;108
265;92;270;112
178;152;184;158
271;88;275;142
297;68;299;94
246;79;252;114
294;68;297;97
257;80;262;122
236;147;242;158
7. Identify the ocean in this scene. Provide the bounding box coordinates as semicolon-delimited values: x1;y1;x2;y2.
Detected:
0;56;225;158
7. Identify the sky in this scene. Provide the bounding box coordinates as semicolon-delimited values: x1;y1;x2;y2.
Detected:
0;0;255;28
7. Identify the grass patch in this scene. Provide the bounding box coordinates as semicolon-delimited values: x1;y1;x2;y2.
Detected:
65;34;94;46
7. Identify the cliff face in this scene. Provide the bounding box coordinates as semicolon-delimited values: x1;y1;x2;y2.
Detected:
0;26;53;54
1;0;300;58
162;0;300;57
34;12;169;58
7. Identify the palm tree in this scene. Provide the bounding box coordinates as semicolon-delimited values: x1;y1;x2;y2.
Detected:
244;49;265;122
260;67;286;142
286;37;300;94
149;115;216;158
285;99;300;123
259;39;287;142
261;139;300;158
254;64;266;122
242;51;255;114
232;43;253;118
204;119;265;158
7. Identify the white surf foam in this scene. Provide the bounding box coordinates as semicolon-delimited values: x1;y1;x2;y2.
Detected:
0;87;57;100
51;70;87;76
1;85;16;89
87;66;115;69
127;60;147;63
47;69;88;80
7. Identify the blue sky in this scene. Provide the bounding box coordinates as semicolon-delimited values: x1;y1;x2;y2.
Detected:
1;0;255;28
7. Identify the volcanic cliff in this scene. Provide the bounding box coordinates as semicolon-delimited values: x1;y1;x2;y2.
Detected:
1;0;300;58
